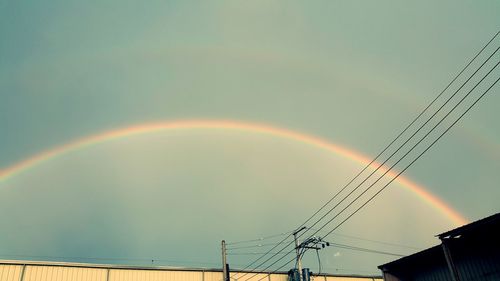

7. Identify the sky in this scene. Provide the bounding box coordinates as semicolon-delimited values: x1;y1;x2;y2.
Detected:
0;0;499;276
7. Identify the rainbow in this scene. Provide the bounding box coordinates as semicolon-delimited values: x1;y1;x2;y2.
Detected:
0;119;468;225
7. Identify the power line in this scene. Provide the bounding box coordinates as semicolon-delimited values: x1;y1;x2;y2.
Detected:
315;248;321;274
311;58;499;243
327;242;406;257
0;253;223;267
228;253;283;256
237;46;499;281
306;227;421;250
251;61;499;281
232;31;499;279
227;242;289;251
265;57;498;279
226;231;292;246
320;66;499;242
320;267;379;275
298;45;499;244
321;231;421;250
238;33;499;281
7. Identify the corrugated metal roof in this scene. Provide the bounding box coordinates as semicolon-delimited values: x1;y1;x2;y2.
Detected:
438;212;500;239
378;245;444;269
378;213;500;281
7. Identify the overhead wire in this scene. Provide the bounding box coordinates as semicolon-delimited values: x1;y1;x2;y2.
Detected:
328;231;421;250
226;231;292;246
227;242;289;251
227;253;283;256
0;253;223;267
292;29;500;237
297;240;406;266
248;51;499;281
295;44;500;243
320;267;379;275
306;227;422;250
232;31;499;277
319;64;499;242
307;57;500;244
315;249;321;274
251;73;499;281
234;32;499;280
235;32;499;280
327;242;406;257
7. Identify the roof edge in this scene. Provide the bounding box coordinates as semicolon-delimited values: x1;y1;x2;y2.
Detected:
0;259;382;279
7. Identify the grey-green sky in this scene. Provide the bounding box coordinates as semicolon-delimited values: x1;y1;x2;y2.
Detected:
0;0;499;275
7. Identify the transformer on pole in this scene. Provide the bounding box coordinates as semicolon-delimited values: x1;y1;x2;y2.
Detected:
289;228;329;281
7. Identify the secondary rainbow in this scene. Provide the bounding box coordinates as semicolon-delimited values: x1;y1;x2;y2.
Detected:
0;119;468;226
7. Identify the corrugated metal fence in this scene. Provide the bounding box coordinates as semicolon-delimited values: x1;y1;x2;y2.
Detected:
0;260;381;281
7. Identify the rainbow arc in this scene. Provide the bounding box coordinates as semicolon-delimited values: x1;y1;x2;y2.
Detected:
0;119;468;226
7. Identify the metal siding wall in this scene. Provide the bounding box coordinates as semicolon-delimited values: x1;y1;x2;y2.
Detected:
23;266;107;281
326;276;380;281
412;265;451;281
0;263;381;281
0;265;22;281
455;255;500;281
240;273;268;281
228;272;238;281
109;269;202;281
325;276;336;281
381;272;400;281
269;273;288;281
200;271;221;281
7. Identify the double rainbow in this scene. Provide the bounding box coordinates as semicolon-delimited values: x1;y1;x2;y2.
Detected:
0;119;468;226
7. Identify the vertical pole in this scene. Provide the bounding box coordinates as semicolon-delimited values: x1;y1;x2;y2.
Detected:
222;240;228;281
18;264;26;281
294;233;303;281
293;227;306;281
441;239;461;281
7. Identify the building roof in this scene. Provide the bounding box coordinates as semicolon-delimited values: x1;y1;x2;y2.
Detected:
0;259;383;279
438;212;500;239
377;245;445;273
378;212;500;276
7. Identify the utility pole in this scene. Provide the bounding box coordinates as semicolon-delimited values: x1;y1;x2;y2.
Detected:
293;227;307;281
288;230;329;281
222;240;229;281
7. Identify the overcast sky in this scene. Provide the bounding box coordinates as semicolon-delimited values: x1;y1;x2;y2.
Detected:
0;0;499;276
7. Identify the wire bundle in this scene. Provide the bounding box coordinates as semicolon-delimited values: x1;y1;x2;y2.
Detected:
232;30;500;281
